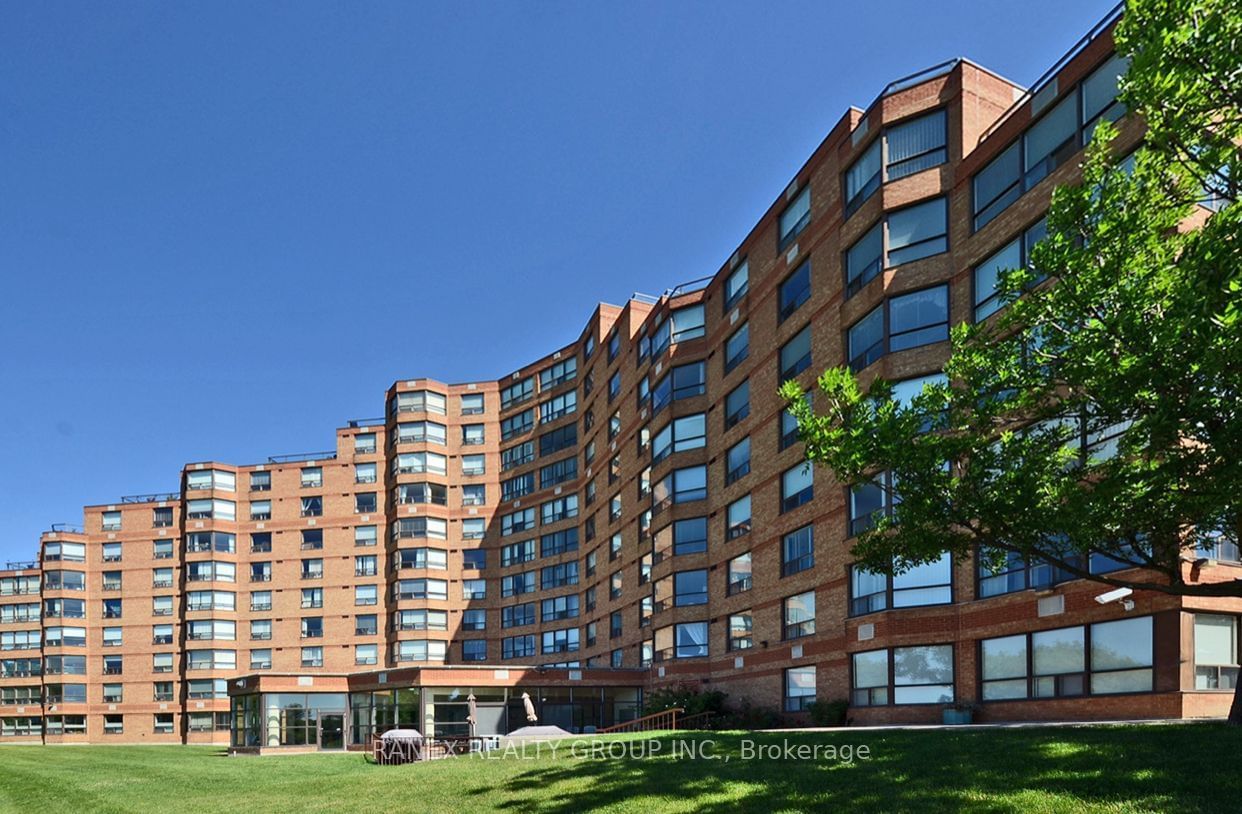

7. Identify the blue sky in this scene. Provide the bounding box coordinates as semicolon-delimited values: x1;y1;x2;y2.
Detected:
0;0;1117;561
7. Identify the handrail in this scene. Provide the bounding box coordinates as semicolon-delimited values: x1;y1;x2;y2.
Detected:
978;1;1123;145
121;491;180;504
48;524;83;534
4;561;38;571
597;706;684;734
267;451;338;464
347;418;386;428
664;276;713;299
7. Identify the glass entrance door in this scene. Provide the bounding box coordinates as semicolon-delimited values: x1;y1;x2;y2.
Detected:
319;713;345;750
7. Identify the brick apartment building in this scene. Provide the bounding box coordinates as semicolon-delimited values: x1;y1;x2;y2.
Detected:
2;6;1239;749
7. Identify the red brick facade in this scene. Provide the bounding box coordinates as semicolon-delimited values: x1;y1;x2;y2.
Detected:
2;9;1237;744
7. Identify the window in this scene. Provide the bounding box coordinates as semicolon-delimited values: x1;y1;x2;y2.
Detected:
651;413;706;464
979;616;1153;700
393;579;449;601
778;186;810;249
301;646;324;667
973;54;1127;230
101;542;121;562
973;141;1022;230
726;495;752;540
396;421;447;445
541;627;580;654
502;603;536;628
460;392;485;415
783;591;815;639
724;381;749;429
502;635;537;659
540;562;578;589
724;260;749;310
540;357;577;389
889;287;943;350
250;650;272;670
462;518;486;540
502;540;536;566
539;424;577;457
653;465;707;510
462;549;486;570
651;361;706;414
845;221;883;297
850;552;952;614
301;588;323;609
887;197;947;266
784;666;816;712
778;261;811;322
849;471;896;536
395;547;448;570
725;437;750;484
849;286;949;371
250;619;271;641
394;451;448;475
500;508;535;536
299;496;322;518
542;494;579;524
462;424;485;446
779;325;812;380
724;322;749;374
539;392;577;423
355;614;378;636
674;622;708;658
501;441;534;471
501;377;534;410
651;305;706;358
355;644;379;666
844;138;881;217
727;613;753;651
781;525;814;576
391;516;447;541
355;492;377;513
186;468;235;492
501;572;536;598
538;457;578;489
300;558;323;579
974;218;1047;321
355;585;378;606
780;463;813;513
355;525;378;547
1025;92;1078;188
1194;614;1239;690
101;510;121;531
152;506;173;527
853;645;954;706
104;715;124;735
300;466;323;488
541;595;580;622
673;570;708;606
885;109;947;180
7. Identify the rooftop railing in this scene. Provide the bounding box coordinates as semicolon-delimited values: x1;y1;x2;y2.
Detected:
121;491;180;504
267;451;338;464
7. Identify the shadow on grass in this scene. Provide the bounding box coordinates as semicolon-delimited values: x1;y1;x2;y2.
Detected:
466;724;1239;813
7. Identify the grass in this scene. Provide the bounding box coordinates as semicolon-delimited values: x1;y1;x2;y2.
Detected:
0;723;1235;813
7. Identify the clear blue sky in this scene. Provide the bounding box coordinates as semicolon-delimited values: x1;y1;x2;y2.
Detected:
0;0;1117;561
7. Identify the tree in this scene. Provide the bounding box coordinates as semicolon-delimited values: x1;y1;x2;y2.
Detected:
780;0;1242;719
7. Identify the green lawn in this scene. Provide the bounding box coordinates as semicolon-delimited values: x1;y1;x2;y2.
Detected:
0;724;1234;813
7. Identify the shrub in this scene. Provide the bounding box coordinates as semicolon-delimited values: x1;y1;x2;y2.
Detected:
806;699;850;727
643;682;728;718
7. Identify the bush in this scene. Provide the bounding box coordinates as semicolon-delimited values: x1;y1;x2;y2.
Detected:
714;698;783;731
643;682;728;718
806;699;850;727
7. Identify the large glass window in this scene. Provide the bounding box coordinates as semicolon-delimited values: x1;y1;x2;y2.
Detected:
651;414;707;464
979;616;1154;700
779;325;812;381
1194;614;1239;691
674;622;708;658
847;305;884;371
778;262;811;322
781;525;814;577
845;221;883;297
852;645;955;706
974;218;1047;321
779;186;811;249
780;464;813;513
724;260;749;310
724;380;749;429
849;553;952;614
784;666;817;712
844;139;881;217
783;591;815;639
889;285;949;353
887;198;947;266
885;109;947;180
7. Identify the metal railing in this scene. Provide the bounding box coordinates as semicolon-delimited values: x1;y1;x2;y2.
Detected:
121;491;180;504
597;707;684;734
267;451;337;464
347;417;385;428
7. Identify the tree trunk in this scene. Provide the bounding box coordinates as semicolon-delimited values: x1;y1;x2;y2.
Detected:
1229;679;1242;725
